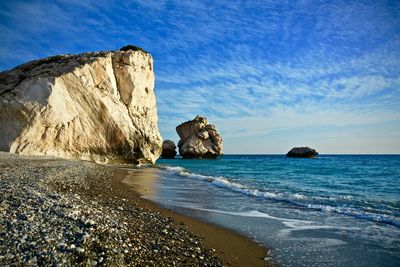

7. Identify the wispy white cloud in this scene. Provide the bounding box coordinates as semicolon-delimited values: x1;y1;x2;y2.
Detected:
1;0;399;153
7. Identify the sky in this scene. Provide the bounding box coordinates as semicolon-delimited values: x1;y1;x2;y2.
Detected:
1;0;399;154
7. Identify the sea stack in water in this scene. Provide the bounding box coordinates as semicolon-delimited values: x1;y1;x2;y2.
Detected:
176;115;223;159
286;147;318;158
161;140;177;159
0;46;162;164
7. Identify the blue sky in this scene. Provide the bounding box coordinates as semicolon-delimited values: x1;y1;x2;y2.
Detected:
1;0;399;153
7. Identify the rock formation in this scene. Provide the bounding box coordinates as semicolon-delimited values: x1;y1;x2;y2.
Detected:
176;115;222;159
0;46;162;164
161;140;177;159
286;147;318;158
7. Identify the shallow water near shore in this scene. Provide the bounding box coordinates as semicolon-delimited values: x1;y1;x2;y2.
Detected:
131;155;399;266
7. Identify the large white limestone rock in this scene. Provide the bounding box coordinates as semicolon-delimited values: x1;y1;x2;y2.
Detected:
0;48;162;164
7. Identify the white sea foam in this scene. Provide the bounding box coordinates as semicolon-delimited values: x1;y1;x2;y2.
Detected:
161;166;185;172
282;221;361;231
306;204;400;226
160;165;305;203
192;207;361;243
158;165;400;227
191;207;312;223
160;166;329;205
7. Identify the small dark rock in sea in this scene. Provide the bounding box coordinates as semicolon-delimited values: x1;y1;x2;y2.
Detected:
286;147;318;158
161;140;177;159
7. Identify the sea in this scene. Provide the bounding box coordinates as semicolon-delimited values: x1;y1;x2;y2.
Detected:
140;155;400;266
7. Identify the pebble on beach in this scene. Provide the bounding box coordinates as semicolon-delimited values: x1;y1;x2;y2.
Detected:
0;152;223;266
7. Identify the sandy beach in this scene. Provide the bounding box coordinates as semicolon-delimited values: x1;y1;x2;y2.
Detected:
0;152;271;266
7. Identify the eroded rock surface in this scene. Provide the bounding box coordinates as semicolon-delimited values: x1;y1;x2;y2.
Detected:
176;115;222;159
286;147;318;158
161;140;177;159
0;47;162;164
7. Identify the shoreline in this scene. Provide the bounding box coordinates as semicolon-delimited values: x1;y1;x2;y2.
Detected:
0;152;272;266
116;167;272;267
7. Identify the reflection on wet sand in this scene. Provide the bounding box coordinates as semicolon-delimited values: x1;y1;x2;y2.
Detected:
121;167;162;198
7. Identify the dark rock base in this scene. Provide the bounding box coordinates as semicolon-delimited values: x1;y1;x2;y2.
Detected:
160;152;177;159
180;152;220;159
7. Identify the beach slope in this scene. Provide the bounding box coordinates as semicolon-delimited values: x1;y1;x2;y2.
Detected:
0;152;270;266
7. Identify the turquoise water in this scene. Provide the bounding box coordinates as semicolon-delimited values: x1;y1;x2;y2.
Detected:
151;155;400;266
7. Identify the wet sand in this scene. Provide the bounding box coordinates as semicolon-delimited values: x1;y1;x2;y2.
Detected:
119;167;272;267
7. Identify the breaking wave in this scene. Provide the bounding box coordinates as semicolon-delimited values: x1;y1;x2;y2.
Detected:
158;165;400;227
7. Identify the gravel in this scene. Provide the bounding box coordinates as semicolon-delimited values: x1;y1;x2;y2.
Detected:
0;152;224;266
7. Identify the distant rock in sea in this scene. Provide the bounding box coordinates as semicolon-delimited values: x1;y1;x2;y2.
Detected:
0;46;162;164
161;140;177;159
286;147;318;158
176;115;223;159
